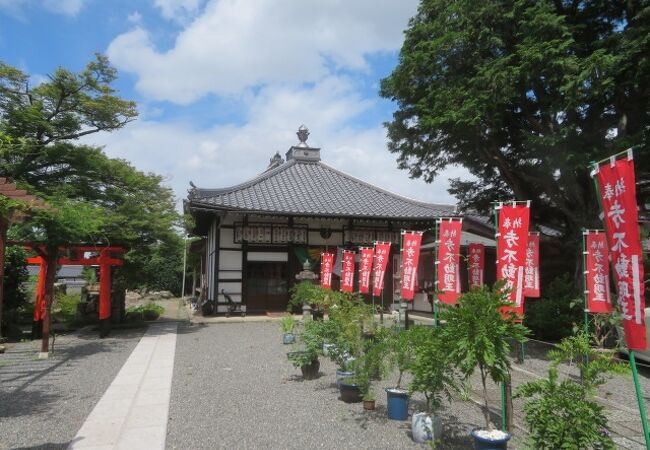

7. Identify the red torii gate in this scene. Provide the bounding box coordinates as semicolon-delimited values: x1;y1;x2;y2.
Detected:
28;246;125;329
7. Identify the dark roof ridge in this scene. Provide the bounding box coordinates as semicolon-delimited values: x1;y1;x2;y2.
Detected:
318;161;456;212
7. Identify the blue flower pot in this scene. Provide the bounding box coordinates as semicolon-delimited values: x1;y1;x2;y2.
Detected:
385;388;409;420
470;430;511;449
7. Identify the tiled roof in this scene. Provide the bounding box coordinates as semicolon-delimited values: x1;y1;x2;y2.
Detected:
188;160;455;220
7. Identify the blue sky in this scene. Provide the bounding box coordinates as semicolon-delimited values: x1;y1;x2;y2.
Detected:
0;0;466;208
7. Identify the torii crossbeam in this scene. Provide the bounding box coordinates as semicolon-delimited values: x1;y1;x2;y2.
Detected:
26;245;125;337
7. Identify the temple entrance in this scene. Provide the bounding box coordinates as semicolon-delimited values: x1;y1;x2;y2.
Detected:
245;262;289;312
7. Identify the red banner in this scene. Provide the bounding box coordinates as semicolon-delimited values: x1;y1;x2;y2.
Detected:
496;203;530;314
437;220;462;304
340;250;355;293
372;242;391;296
585;231;612;313
320;253;334;289
401;231;423;300
468;243;484;289
359;247;373;294
524;233;540;298
594;154;646;350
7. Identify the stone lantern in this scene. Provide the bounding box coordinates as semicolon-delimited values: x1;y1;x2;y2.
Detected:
295;260;318;322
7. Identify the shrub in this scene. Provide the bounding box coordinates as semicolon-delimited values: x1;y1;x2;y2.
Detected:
52;293;81;324
524;274;582;341
126;303;164;322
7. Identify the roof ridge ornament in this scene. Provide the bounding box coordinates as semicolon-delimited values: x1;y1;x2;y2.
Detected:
296;125;309;148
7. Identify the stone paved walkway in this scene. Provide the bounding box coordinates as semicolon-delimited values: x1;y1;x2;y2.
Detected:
68;323;177;450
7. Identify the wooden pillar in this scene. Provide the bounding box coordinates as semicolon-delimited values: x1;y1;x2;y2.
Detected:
31;257;46;339
99;250;111;337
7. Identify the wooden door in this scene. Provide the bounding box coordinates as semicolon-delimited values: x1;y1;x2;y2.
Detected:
246;262;289;312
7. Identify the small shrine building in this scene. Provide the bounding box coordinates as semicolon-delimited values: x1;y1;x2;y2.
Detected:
185;126;494;314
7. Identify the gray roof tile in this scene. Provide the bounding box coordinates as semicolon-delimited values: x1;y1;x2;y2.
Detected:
189;160;455;219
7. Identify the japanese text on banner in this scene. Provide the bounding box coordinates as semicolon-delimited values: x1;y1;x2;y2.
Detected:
585;232;612;313
372;242;391;297
436;220;462;304
401;232;423;300
595;156;646;350
340;250;355;293
468;243;484;289
359;248;374;294
496;203;530;314
320;253;334;290
524;233;540;298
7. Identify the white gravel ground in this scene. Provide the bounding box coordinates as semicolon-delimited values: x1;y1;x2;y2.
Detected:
166;321;519;450
0;326;145;450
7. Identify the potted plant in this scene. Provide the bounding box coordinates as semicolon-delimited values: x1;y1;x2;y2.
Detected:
280;314;296;344
385;327;417;421
440;283;528;449
326;294;371;386
514;332;625;449
339;366;366;403
408;326;457;443
287;320;322;380
362;389;376;410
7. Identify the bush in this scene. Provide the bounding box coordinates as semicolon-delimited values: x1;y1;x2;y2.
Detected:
524;274;582;342
126;303;164;322
52;293;81;324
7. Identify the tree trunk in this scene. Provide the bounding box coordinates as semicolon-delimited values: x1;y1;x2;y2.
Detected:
480;367;492;429
40;251;58;354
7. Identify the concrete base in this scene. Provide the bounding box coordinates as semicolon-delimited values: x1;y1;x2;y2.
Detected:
37;352;49;359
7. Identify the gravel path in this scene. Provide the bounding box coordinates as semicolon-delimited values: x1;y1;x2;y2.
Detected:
166;322;520;450
0;326;145;450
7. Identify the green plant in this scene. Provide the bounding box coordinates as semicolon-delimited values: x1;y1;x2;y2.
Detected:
288;320;322;368
288;282;333;312
280;315;296;334
525;274;582;341
52;292;81;324
515;368;614;450
362;389;375;402
389;327;419;389
408;326;457;413
126;303;164;321
441;282;529;429
515;332;625;449
547;331;627;389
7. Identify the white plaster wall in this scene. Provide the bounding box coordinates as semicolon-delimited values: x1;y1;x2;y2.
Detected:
219;251;243;270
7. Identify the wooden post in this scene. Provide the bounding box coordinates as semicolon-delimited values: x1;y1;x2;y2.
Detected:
99;249;111;337
40;250;57;356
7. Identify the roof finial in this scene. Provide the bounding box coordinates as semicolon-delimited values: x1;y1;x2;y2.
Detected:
296;125;309;147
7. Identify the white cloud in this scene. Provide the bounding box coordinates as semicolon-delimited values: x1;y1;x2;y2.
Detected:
154;0;203;22
107;0;419;103
43;0;85;16
127;11;142;24
82;82;467;210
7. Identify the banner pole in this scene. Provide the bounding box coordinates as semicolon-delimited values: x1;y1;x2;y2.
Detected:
494;203;507;431
630;351;650;450
433;220;440;327
400;231;409;330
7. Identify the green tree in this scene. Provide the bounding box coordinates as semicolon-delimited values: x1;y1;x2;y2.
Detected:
441;283;529;429
0;57;181;352
0;53;136;147
380;1;650;244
